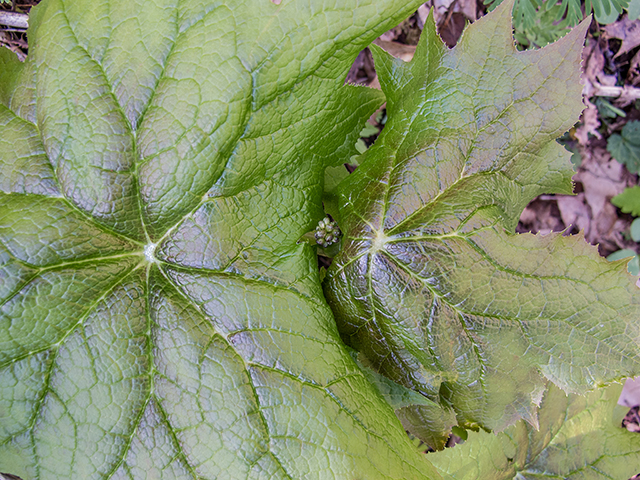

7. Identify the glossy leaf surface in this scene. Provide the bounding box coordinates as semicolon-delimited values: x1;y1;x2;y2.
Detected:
428;383;640;480
324;2;640;444
0;1;442;478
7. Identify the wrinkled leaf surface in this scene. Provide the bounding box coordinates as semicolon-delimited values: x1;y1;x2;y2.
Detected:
324;1;640;444
0;0;442;478
428;383;640;480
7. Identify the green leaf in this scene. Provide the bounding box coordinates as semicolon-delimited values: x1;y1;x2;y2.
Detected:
612;185;640;216
324;1;640;445
0;48;23;108
355;352;458;450
607;249;640;275
607;248;637;260
361;120;381;138
0;0;443;478
427;383;640;480
355;138;368;154
607;120;640;173
594;4;622;23
632;217;640;241
629;0;640;18
323;165;351;222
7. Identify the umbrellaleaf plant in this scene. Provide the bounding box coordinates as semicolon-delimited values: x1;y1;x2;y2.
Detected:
1;0;639;479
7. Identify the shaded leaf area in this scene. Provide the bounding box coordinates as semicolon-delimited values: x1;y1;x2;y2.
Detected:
353;350;458;450
608;119;640;173
429;383;640;480
0;0;443;478
324;1;640;448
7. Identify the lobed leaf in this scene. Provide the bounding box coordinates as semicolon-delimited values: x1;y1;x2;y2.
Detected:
607;120;640;174
428;383;640;480
324;0;640;446
612;186;640;216
0;0;443;478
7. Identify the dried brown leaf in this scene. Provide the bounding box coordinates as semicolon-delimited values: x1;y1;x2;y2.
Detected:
603;15;640;58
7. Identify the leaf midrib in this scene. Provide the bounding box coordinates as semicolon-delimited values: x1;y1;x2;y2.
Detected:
53;0;396;246
371;25;577;240
156;263;423;478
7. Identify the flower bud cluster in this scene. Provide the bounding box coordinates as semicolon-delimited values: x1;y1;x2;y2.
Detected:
315;216;341;248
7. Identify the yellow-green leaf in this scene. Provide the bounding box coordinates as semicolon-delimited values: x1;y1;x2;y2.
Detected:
428;383;640;480
0;0;442;478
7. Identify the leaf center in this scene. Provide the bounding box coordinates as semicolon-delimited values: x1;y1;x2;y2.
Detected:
144;242;158;263
372;229;390;252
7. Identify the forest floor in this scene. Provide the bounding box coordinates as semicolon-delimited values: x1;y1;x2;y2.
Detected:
1;0;639;475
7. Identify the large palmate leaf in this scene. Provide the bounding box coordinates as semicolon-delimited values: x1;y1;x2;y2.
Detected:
0;0;444;478
428;383;640;480
324;0;640;446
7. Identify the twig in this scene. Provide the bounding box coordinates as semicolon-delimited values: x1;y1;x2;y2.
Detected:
441;0;459;29
592;83;640;100
0;35;26;61
0;11;28;29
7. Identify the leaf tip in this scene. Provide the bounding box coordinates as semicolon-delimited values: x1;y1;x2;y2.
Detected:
454;0;518;55
369;42;409;103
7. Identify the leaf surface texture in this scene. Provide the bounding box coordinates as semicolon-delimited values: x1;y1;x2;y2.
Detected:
324;2;640;444
428;383;640;480
0;1;442;478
